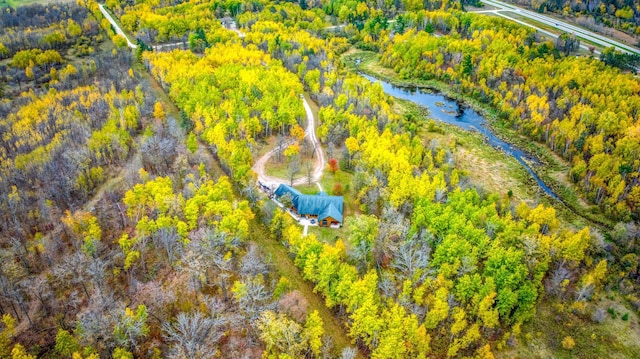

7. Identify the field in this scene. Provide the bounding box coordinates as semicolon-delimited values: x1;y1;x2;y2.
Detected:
500;296;640;359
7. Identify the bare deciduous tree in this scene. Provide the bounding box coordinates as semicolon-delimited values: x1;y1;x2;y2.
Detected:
154;227;181;267
340;347;357;359
277;290;308;322
163;312;226;359
287;155;300;186
240;244;269;279
392;237;431;283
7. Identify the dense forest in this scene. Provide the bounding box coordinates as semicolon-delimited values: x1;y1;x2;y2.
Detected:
0;0;639;357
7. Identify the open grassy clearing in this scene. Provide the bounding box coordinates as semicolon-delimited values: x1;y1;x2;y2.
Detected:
265;158;292;179
499;296;640;359
411;106;533;203
295;182;320;194
265;154;317;180
320;170;358;215
254;136;278;157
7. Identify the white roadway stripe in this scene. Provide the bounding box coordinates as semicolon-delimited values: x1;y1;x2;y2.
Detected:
481;0;640;55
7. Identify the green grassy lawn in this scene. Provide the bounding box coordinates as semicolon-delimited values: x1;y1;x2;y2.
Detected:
295;183;320;194
265;155;317;182
320;170;359;216
319;169;351;194
265;158;292;179
255;136;277;157
308;224;352;244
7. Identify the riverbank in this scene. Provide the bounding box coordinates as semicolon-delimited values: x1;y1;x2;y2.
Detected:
398;99;538;201
341;49;614;230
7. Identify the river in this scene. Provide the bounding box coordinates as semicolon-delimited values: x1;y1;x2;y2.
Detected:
361;73;559;200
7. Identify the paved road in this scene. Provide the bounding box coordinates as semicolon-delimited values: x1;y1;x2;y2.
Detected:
479;8;598;54
480;0;640;55
252;97;325;189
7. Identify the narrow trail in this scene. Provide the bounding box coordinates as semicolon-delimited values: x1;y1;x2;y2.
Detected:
252;96;325;188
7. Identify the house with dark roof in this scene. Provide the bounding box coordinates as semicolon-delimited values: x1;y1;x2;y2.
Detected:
274;184;344;227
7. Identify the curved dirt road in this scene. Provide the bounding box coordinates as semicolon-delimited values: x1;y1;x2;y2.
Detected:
253;97;325;188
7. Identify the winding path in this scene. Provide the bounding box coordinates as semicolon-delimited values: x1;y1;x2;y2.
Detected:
252;97;325;189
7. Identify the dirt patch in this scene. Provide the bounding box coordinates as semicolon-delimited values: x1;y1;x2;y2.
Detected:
457;147;525;199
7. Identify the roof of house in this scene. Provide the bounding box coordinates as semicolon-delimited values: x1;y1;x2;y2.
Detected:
318;203;343;223
274;184;344;222
274;184;302;199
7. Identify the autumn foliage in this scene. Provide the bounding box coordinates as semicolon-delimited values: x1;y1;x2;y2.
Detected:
379;10;640;220
0;0;633;358
329;158;339;174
